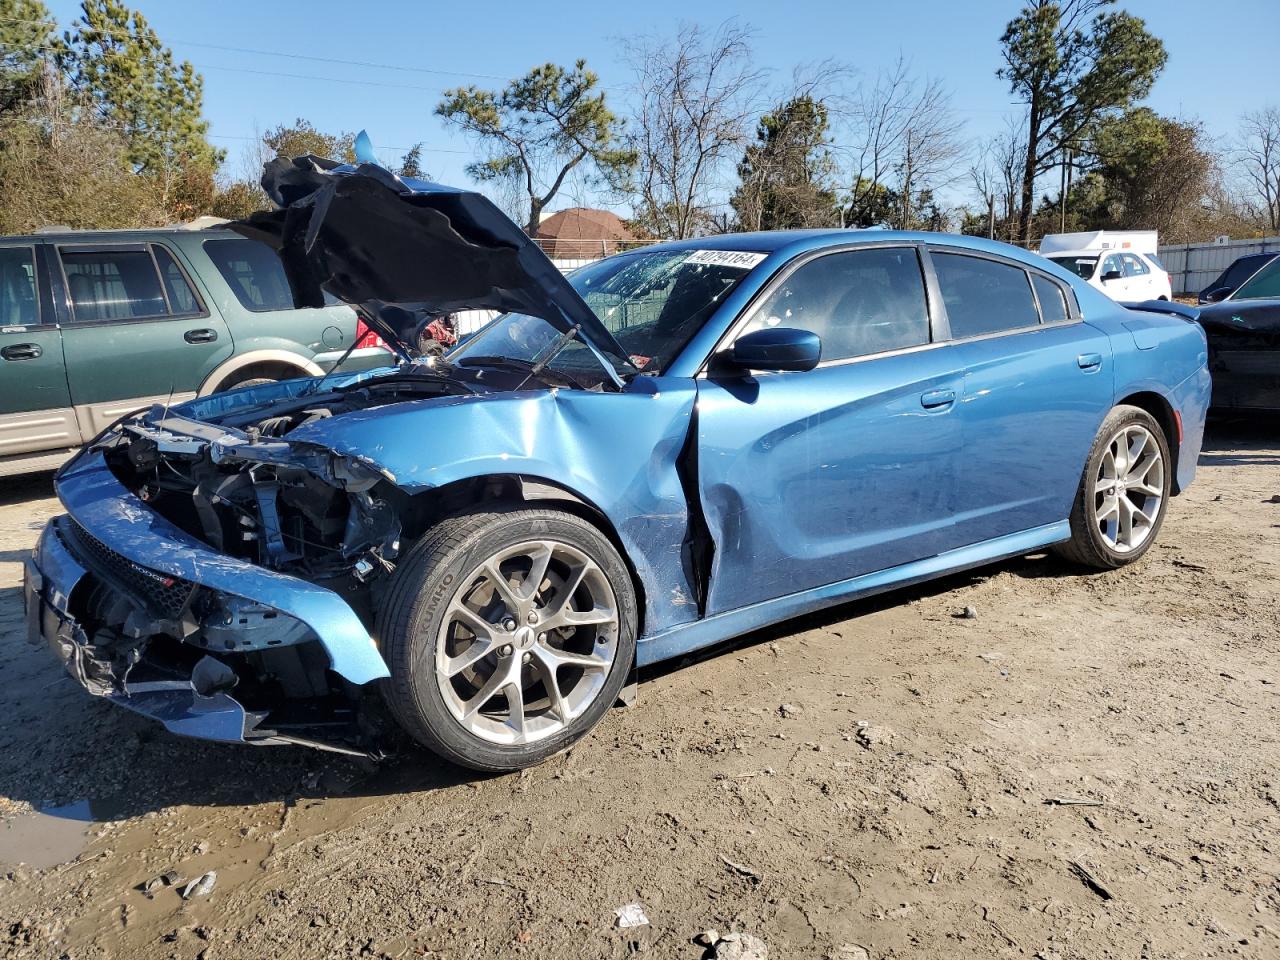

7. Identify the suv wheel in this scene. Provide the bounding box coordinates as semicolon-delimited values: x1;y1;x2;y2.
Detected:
377;506;637;771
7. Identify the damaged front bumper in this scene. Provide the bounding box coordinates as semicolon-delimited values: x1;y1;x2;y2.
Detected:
24;448;390;750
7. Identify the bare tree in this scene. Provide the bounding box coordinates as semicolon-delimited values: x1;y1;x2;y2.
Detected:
839;57;964;230
968;117;1026;240
1238;107;1280;232
621;21;766;239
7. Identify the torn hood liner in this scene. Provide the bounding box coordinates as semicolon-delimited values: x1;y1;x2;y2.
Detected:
224;155;629;363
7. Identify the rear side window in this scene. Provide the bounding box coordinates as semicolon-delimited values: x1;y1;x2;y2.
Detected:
0;247;39;326
60;248;166;322
1031;273;1070;323
152;245;201;315
203;237;295;312
743;247;931;362
1121;253;1149;277
932;252;1039;338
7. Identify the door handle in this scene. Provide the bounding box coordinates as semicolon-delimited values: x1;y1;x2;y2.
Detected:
1;343;42;361
1077;353;1102;370
920;389;956;409
184;328;218;344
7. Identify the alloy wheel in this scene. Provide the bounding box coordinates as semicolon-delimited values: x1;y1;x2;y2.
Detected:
1093;423;1165;554
434;539;619;745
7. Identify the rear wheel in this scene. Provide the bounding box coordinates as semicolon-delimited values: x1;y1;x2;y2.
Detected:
1054;404;1171;569
377;506;637;771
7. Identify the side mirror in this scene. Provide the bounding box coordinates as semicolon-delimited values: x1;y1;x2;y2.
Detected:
1101;269;1123;283
728;327;821;373
1200;286;1230;304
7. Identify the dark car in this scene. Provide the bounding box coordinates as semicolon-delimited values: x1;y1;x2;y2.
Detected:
1198;252;1279;304
24;157;1210;771
1195;256;1280;411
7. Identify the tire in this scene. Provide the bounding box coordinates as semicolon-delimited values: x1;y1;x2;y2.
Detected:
221;376;276;390
377;506;637;771
1053;404;1172;569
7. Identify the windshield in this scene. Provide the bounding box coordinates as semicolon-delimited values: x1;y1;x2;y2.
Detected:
452;249;759;379
1230;257;1280;301
1048;256;1097;280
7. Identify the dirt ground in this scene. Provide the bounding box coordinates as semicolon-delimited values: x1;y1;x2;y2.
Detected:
1;422;1278;960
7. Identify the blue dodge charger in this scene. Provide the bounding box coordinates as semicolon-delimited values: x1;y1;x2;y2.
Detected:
24;156;1211;770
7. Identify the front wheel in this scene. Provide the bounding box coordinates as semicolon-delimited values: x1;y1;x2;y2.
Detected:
377;506;637;771
1054;404;1172;569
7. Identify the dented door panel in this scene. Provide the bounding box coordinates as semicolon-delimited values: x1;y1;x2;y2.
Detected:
694;347;966;616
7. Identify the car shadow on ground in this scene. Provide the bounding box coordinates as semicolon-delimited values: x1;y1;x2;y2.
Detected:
1199;415;1280;467
0;471;55;507
1;553;1068;823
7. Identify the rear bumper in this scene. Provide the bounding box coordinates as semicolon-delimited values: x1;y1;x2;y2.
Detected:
1168;362;1212;493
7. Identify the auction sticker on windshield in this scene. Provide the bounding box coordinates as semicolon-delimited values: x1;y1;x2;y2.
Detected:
684;250;768;269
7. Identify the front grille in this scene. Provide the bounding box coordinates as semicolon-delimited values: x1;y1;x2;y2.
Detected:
69;521;194;619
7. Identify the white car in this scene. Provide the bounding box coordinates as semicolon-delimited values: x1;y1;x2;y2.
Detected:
1045;248;1172;302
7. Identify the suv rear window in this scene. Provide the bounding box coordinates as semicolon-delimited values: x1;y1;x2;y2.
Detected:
0;247;39;326
203;237;296;312
60;248;167;322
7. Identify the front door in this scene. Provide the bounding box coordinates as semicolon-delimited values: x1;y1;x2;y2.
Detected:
694;245;965;616
54;242;232;436
0;244;80;457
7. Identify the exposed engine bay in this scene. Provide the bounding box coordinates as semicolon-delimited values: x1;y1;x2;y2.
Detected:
102;375;474;584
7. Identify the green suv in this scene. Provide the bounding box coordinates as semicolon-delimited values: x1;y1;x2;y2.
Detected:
0;227;393;477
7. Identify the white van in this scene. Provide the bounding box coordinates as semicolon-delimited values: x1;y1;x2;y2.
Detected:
1039;230;1172;302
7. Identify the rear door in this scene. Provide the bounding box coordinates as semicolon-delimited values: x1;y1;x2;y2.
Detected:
54;242;232;436
927;247;1113;544
1121;252;1156;300
0;243;80;457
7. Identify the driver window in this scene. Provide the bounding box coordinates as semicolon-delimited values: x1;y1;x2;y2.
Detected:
741;247;930;362
1102;255;1122;278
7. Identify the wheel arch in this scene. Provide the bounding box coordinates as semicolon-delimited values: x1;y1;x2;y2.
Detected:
398;472;650;647
199;349;323;395
1116;390;1182;493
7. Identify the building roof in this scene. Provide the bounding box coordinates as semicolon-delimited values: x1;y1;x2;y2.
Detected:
533;207;635;257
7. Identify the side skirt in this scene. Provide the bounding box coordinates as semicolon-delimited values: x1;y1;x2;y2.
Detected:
635;520;1071;667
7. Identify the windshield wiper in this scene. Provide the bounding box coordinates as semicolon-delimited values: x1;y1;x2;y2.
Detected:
457;353;587;390
456;355;539;372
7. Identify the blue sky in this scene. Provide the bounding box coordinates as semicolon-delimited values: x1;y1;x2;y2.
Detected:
41;0;1280;213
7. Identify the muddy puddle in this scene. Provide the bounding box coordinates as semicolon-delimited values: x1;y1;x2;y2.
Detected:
0;798;124;870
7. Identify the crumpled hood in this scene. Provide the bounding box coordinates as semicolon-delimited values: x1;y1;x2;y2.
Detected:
223;155;629;363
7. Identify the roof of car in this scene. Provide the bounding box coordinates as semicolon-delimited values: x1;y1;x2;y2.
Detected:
0;226;239;242
623;229;1060;267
